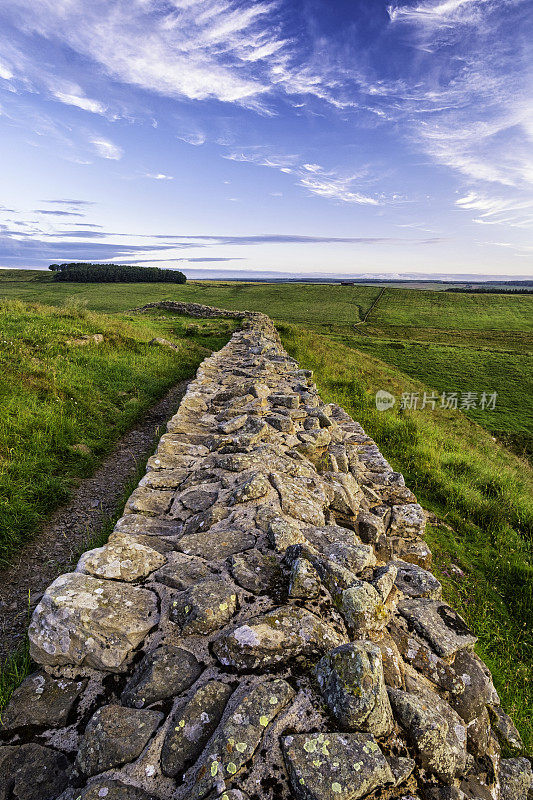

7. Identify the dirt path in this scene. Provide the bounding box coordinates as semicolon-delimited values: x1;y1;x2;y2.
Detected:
0;379;189;664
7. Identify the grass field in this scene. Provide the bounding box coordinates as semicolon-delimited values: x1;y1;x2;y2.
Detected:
0;298;236;564
0;277;381;332
368;287;533;331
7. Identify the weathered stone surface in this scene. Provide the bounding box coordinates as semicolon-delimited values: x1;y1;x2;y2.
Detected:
171;579;238;635
389;504;426;538
0;672;86;733
73;780;159;800
76;705;162;776
125;488;173;516
76;535;166;582
281;731;394;800
389;621;465;695
190;679;294;798
212;606;345;670
399;599;477;658
232;473;271;503
267;515;308;551
288;557;321;599
219;414;248;434
161;681;233;777
328;473;363;516
178;486;219;512
0;744;71;800
230;550;283;594
266;412;294;432
466;708;491;758
322;541;376;575
499;757;533;800
316;642;393;736
339;579;396;634
113;514;179;539
388;688;467;782
374;633;405;689
121;646;202;708
181;504;230;536
391;537;432;570
448;649;498;723
387;755;416;787
177;529;256;559
152;552;213;591
29;573;159;671
489;704;523;750
392;559;442;600
270;472;326;526
357;511;386;545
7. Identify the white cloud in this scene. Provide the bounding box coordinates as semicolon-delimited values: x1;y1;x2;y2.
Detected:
2;0;286;107
298;170;379;206
456;191;533;228
144;173;174;180
53;90;106;115
0;62;13;80
178;132;206;146
91;138;123;160
225;148;380;205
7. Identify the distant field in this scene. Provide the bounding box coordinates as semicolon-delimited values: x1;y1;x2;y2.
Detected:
0;278;381;331
348;339;532;448
369;287;533;331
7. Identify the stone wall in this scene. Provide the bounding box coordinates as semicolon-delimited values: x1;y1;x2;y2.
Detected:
1;309;531;800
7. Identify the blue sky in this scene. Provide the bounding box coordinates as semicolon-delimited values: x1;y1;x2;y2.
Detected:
0;0;531;277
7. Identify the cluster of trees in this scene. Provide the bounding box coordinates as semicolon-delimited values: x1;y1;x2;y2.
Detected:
49;263;187;283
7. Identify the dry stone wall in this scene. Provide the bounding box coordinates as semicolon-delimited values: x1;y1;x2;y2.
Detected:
1;307;531;800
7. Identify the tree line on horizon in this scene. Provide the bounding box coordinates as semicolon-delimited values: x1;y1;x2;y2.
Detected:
49;263;187;283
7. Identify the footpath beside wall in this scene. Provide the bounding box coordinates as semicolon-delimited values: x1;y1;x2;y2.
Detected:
1;307;531;800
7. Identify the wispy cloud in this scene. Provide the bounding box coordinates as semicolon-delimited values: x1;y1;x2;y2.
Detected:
178;132;206;146
44;199;96;206
225;149;381;205
456;191;533;228
90;138;123;160
0;0;286;108
143;173;174;180
33;209;85;217
46;79;107;115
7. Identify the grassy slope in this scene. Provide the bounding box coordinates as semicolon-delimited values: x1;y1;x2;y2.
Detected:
0;299;237;564
345;339;532;437
0;279;380;332
281;324;533;752
347;287;533;457
370;287;533;331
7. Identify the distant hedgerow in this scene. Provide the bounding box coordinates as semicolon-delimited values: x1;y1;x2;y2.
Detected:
49;263;186;284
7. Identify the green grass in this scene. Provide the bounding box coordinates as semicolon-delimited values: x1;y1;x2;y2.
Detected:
280;324;533;752
0;279;381;332
369;287;533;332
343;338;532;448
0;299;236;565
